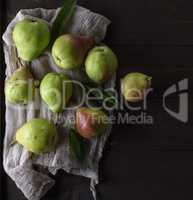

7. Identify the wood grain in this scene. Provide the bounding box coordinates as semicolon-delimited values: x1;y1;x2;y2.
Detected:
1;0;193;200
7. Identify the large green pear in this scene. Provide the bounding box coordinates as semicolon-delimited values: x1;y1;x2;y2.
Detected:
85;45;118;84
16;118;58;154
121;72;152;102
13;19;50;61
76;107;108;139
5;66;34;104
52;34;94;69
40;72;72;113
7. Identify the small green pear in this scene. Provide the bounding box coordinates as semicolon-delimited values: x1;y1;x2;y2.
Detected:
16;118;58;154
85;45;118;84
40;72;72;113
121;72;152;102
13;19;50;61
76;107;108;139
52;34;94;69
5;66;34;104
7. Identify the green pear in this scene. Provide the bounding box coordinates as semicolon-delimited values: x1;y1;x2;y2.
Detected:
121;72;152;102
40;72;72;113
5;66;34;104
13;19;50;61
16;118;58;154
52;34;94;69
76;107;108;139
85;45;118;84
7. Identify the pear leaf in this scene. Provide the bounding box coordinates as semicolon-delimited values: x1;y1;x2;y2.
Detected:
50;0;76;46
68;129;89;163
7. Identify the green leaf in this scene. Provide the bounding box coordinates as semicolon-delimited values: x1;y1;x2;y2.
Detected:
50;0;76;47
69;129;89;162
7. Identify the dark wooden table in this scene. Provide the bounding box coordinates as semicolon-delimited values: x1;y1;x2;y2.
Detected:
1;0;193;200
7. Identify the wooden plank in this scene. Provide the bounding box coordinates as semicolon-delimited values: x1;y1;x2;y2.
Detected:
79;0;193;45
99;151;193;200
110;45;193;66
2;1;193;200
5;0;193;44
